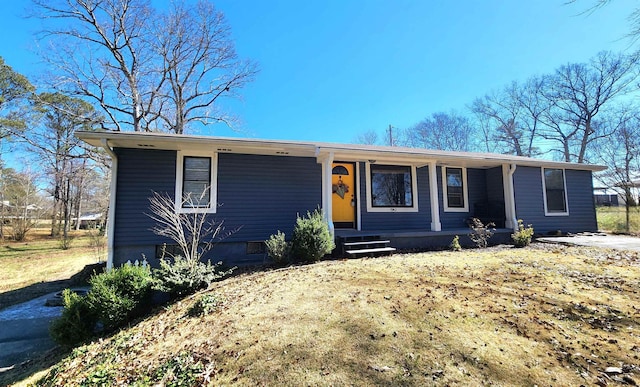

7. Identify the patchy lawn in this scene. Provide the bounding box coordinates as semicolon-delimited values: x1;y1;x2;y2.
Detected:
0;228;105;309
13;243;640;386
597;206;640;234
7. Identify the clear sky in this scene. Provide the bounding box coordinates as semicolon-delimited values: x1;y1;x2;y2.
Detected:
0;0;635;144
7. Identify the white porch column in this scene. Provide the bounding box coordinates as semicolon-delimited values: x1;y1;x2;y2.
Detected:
502;163;518;230
319;151;335;236
428;161;441;231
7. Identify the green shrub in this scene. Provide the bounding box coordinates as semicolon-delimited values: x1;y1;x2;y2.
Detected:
187;294;222;317
265;230;290;265
450;235;462;251
153;256;235;298
49;289;96;347
468;218;495;248
511;219;534;247
290;209;335;262
86;263;154;332
50;264;154;347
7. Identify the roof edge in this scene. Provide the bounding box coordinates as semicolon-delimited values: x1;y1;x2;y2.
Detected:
76;130;607;172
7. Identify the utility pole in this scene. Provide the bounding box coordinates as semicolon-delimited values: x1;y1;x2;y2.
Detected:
388;124;394;146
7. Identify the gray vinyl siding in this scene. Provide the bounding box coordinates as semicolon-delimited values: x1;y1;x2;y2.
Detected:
359;164;431;230
216;153;321;241
438;167;488;229
513;166;597;233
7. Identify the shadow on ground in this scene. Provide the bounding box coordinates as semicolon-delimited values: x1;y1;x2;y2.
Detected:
0;346;70;386
0;262;105;310
0;262;105;386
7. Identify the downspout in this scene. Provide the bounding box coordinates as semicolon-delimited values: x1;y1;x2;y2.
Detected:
101;139;117;270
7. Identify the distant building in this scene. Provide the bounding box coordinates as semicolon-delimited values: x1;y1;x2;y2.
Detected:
73;213;104;229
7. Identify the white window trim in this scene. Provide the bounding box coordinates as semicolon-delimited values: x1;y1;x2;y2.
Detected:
365;162;419;213
541;167;569;216
442;166;469;213
175;150;218;214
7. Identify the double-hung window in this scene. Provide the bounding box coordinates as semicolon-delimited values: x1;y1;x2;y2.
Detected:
442;166;468;212
176;152;217;213
366;163;418;212
542;168;568;215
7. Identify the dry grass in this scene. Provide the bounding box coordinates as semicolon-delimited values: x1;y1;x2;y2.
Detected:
0;228;105;308
597;206;640;234
17;243;640;386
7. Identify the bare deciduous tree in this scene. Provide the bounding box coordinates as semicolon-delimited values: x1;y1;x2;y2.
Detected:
572;1;640;43
471;83;527;156
152;0;257;133
516;76;547;157
352;129;379;145
471;80;544;157
540;51;640;163
32;0;257;134
32;0;156;132
594;106;640;232
405;111;477;151
20;92;100;243
0;167;46;241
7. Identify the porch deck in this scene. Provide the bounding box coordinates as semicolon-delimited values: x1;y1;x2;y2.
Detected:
335;228;513;251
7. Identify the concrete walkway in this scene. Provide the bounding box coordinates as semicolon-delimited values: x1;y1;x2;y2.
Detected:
537;232;640;252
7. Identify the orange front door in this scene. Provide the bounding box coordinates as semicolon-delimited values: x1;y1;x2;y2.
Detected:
332;162;356;228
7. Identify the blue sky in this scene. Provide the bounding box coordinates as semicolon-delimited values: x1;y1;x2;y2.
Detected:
0;0;635;144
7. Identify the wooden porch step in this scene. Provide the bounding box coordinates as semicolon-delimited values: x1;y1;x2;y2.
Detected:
346;247;397;256
343;240;391;247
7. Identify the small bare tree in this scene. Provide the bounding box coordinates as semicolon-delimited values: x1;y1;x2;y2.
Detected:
1;167;46;241
146;189;239;297
147;189;237;262
468;218;495;248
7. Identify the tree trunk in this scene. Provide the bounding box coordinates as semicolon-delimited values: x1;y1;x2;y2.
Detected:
50;198;59;237
626;187;632;233
74;197;82;231
74;164;85;231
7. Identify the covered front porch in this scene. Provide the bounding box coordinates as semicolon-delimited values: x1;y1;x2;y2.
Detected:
334;227;514;257
315;147;520;242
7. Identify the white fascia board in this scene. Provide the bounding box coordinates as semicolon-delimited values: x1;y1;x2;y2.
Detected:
75;131;607;171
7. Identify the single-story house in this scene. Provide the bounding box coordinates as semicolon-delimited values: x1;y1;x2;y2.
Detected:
77;131;606;269
73;213;105;229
